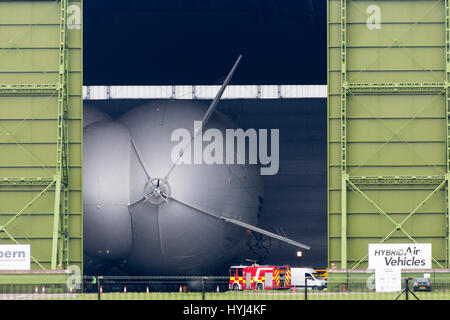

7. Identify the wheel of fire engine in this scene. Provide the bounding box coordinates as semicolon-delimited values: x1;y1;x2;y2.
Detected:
256;283;264;291
312;286;318;290
232;283;240;291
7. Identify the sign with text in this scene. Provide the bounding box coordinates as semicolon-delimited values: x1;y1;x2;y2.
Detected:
0;244;30;270
375;268;401;292
369;243;431;269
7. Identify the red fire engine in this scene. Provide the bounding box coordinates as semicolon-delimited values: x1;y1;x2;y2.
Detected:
229;264;291;291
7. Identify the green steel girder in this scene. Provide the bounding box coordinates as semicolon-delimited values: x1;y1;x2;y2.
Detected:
51;176;61;270
0;177;55;186
341;174;348;269
61;0;70;269
52;0;70;270
60;185;69;267
340;0;348;269
445;0;450;267
0;84;59;95
349;175;445;185
345;82;447;95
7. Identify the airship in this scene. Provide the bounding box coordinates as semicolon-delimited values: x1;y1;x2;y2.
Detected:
82;56;310;275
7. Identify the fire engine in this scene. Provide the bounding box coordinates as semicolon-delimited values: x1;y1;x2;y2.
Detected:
229;264;291;291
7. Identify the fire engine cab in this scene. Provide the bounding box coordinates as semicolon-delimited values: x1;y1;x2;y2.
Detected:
229;264;291;291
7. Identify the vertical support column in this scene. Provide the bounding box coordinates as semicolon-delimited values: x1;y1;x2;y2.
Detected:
61;186;69;267
340;0;347;173
51;176;61;269
341;174;348;269
61;31;70;268
446;174;450;268
445;0;450;267
54;0;69;269
340;0;348;269
62;0;70;269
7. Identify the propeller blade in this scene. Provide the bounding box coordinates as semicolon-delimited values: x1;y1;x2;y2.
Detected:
164;55;243;180
169;195;310;250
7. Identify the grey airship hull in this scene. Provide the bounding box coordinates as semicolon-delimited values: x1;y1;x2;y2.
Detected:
83;101;263;275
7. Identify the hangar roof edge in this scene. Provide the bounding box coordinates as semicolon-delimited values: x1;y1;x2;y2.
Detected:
83;85;327;100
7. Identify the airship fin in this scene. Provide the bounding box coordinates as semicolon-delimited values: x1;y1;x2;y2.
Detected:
130;137;151;180
222;217;310;250
198;54;242;131
164;55;243;180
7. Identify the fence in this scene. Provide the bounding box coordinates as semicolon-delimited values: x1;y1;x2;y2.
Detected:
1;275;450;300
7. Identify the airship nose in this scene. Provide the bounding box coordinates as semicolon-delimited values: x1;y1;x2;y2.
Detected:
143;178;170;205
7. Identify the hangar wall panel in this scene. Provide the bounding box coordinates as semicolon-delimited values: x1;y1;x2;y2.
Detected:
0;1;83;271
328;0;449;268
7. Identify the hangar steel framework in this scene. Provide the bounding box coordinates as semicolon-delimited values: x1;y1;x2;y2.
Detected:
328;0;450;268
0;0;83;271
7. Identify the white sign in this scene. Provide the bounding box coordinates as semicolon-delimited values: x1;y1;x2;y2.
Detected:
0;245;30;270
369;243;431;269
375;268;401;292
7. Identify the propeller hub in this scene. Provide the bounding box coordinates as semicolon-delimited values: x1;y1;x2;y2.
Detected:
143;178;171;206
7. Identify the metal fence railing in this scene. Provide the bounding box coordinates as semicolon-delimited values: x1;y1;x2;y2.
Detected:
1;275;450;300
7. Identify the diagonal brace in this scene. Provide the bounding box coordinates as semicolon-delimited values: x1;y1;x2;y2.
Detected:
2;228;45;270
399;180;446;227
2;179;56;229
348;179;445;269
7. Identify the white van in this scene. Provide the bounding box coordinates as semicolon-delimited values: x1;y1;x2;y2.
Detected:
291;267;327;290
